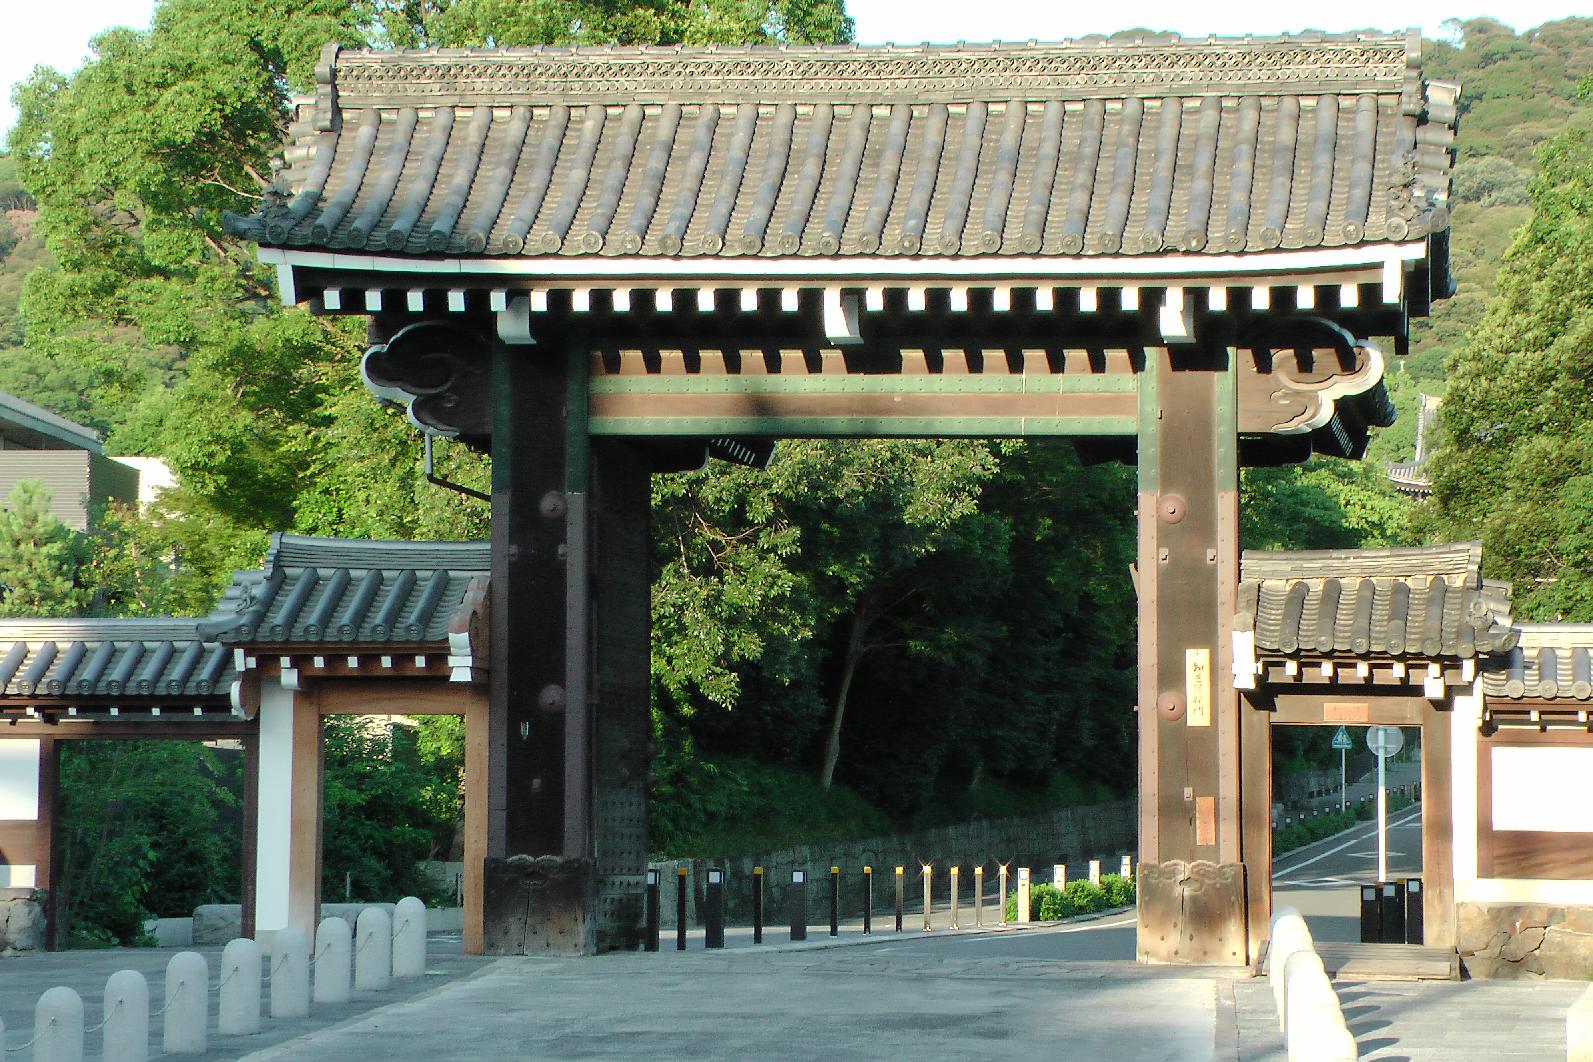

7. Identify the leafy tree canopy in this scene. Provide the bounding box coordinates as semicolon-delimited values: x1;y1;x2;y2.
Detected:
1426;126;1593;620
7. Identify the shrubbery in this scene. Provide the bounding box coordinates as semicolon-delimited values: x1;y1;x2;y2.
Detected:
1272;793;1415;857
1003;873;1136;922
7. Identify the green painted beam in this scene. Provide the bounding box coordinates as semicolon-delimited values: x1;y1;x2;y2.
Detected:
589;374;1136;395
589;416;1138;437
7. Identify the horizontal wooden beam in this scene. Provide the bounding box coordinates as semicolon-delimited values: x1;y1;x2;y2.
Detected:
590;373;1136;395
309;677;482;716
590;415;1138;437
0;719;254;740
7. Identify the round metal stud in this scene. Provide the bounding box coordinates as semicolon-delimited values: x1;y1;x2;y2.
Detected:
1158;494;1187;524
1157;691;1186;721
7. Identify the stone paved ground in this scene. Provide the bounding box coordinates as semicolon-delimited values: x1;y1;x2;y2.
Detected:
241;949;1224;1062
1234;974;1580;1061
1;921;1584;1060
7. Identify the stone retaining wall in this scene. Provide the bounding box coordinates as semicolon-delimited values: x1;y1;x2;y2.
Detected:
0;888;45;956
192;901;397;945
650;797;1136;929
1457;902;1593;980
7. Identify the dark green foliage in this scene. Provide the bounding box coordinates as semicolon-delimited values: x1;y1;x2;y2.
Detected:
1271;792;1415;857
320;718;453;905
1003;874;1135;922
56;741;239;946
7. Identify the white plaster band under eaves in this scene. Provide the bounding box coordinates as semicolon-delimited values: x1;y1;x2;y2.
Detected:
260;241;1424;289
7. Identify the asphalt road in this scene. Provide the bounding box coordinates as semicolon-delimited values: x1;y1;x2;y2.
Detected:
1273;802;1423;943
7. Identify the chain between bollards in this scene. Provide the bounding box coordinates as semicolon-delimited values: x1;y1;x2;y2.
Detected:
3;1022;48;1053
150;978;184;1017
83;997;122;1035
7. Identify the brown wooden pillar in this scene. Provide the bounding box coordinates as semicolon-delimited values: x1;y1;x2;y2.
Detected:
1421;700;1456;949
1135;338;1248;965
240;727;259;940
462;685;489;955
288;686;324;944
483;315;597;954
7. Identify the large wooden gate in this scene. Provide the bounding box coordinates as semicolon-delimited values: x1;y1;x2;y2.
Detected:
227;30;1460;961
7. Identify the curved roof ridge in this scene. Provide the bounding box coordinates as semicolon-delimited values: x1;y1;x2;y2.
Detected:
0;616;207;640
1241;541;1481;582
264;531;490;572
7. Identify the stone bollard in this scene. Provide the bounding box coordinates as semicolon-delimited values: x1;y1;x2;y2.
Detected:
393;896;427;978
103;970;150;1062
1270;913;1313;1026
34;986;85;1062
313;917;353;1005
1313;1023;1360;1061
355;907;393;992
163;951;209;1055
218;937;262;1036
1283;949;1337;1055
1571;983;1593;1062
270;928;311;1019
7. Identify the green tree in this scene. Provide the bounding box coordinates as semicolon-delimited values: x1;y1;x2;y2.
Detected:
55;741;240;946
1426;126;1593;619
0;481;89;616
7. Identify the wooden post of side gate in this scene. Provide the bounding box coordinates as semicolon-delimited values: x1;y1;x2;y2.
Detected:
1134;338;1252;967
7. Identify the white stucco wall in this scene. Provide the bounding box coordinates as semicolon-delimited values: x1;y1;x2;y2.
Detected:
0;739;39;887
1453;680;1593;906
254;679;296;931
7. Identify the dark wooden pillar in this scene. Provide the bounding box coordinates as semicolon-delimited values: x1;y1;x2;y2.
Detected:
240;727;259;940
484;320;597;954
590;440;652;951
37;737;60;950
1135;339;1248;965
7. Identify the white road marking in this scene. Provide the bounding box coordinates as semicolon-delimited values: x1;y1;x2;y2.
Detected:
1272;805;1423;877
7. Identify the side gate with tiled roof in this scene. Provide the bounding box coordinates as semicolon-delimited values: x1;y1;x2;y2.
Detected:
219;29;1464;963
0;534;494;954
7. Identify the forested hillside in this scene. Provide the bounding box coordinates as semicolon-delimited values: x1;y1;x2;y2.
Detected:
0;6;1587;941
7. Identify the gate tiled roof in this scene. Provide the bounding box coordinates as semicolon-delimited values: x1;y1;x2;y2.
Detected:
225;32;1457;260
1483;624;1593;701
0;619;233;702
1237;542;1516;659
198;533;489;645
